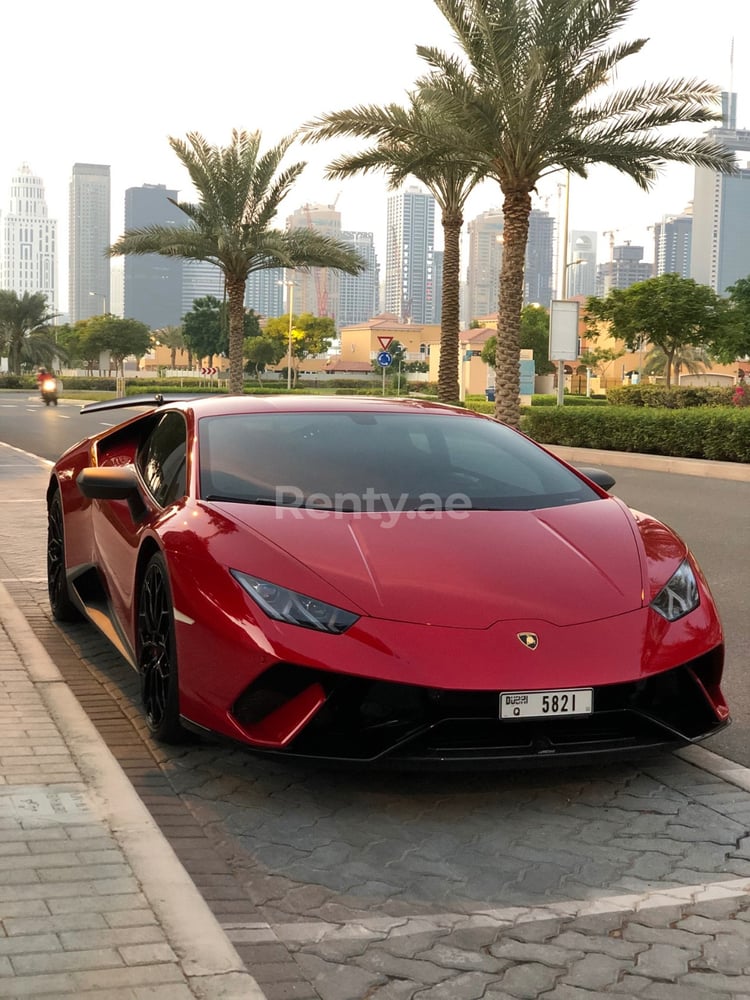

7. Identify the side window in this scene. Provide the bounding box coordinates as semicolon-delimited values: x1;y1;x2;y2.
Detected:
138;412;187;507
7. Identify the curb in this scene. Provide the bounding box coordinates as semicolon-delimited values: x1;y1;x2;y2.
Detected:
546;445;750;482
0;579;266;999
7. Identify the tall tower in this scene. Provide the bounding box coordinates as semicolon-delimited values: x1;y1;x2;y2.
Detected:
691;91;750;294
68;163;110;321
245;267;285;319
466;209;504;322
1;163;58;313
595;243;652;294
123;184;183;329
384;186;436;324
524;208;555;308
567;231;597;297
653;209;692;278
286;203;341;320
338;231;379;326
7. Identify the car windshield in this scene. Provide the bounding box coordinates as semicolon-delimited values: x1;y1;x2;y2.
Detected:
198;410;601;512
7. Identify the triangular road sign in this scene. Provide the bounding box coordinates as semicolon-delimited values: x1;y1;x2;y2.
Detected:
377;335;394;350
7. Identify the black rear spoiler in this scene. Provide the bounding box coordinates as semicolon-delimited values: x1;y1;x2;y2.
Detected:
80;393;205;414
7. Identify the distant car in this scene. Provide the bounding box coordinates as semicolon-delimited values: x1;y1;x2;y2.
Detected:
46;394;729;766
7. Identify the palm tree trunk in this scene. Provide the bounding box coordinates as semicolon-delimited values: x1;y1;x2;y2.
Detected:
495;191;531;429
226;276;246;394
437;211;463;405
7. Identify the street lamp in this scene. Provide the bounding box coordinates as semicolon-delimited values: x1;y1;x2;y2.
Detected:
278;277;295;390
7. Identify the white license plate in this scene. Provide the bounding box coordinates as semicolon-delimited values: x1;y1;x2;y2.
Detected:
500;688;593;719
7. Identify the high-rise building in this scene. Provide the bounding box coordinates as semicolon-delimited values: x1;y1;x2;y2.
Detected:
524;208;555;308
286;203;341;320
465;209;504;322
653;208;692;278
691;91;750;295
181;260;224;319
123;184;183;329
595;243;652;294
567;231;597;298
245;267;285;319
68;163;110;322
1;163;58;314
384;186;436;324
338;231;379;326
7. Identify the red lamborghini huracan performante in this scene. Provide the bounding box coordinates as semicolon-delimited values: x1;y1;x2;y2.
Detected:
47;394;728;766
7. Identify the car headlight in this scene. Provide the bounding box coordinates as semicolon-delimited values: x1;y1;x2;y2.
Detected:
650;560;700;621
231;571;359;634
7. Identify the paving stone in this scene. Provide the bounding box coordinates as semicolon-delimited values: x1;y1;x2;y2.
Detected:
633;942;701;980
562;951;635;990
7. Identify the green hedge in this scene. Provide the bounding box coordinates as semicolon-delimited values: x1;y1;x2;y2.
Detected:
530;394;609;407
606;384;735;408
521;405;750;463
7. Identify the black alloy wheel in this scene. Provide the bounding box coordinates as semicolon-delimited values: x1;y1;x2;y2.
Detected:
47;491;81;622
137;552;185;743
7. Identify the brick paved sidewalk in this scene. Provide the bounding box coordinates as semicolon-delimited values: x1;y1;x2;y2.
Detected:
0;444;265;999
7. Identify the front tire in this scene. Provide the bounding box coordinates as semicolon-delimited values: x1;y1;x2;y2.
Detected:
137;552;185;743
47;491;81;622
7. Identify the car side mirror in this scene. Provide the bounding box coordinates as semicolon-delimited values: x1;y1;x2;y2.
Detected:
77;466;148;520
577;466;616;492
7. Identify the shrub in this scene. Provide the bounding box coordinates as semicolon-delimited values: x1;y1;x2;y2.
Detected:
521;405;750;463
606;384;735;408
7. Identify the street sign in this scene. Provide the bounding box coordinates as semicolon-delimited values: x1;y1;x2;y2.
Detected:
376;351;392;367
201;366;218;376
377;336;394;351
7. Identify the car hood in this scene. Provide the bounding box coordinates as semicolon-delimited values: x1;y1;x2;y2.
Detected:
220;496;646;629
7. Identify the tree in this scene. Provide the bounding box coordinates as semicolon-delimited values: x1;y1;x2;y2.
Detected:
586;274;730;388
264;312;337;386
417;0;736;426
0;290;58;374
303;90;485;405
154;325;186;369
480;304;554;375
87;316;152;375
245;336;286;385
721;276;750;363
641;343;714;383
109;130;364;394
182;296;226;367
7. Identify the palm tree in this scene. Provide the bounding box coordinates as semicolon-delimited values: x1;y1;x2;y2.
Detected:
417;0;736;427
0;290;58;375
643;343;714;387
302;91;486;404
109;130;365;393
154;325;186;370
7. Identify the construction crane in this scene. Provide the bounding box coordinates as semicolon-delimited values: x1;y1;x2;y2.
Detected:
601;229;619;293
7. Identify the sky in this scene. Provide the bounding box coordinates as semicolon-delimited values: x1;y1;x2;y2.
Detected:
1;0;746;312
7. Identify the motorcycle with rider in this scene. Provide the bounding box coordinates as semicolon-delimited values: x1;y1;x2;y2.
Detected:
36;368;59;406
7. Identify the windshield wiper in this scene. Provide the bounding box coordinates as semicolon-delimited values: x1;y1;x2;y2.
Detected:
204;495;278;505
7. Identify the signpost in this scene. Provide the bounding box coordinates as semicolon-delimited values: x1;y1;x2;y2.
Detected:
377;350;392;395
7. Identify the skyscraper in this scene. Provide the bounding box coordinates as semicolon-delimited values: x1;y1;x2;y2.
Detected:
286;203;341;320
653;209;692;278
338;231;379;326
245;267;285;319
524;208;555;308
465;209;504;322
68;163;110;321
1;163;58;313
123;184;183;329
384;186;436;324
691;91;750;295
595;243;652;294
567;231;597;297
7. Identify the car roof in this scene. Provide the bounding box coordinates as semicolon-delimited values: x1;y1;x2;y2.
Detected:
83;393;494;421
